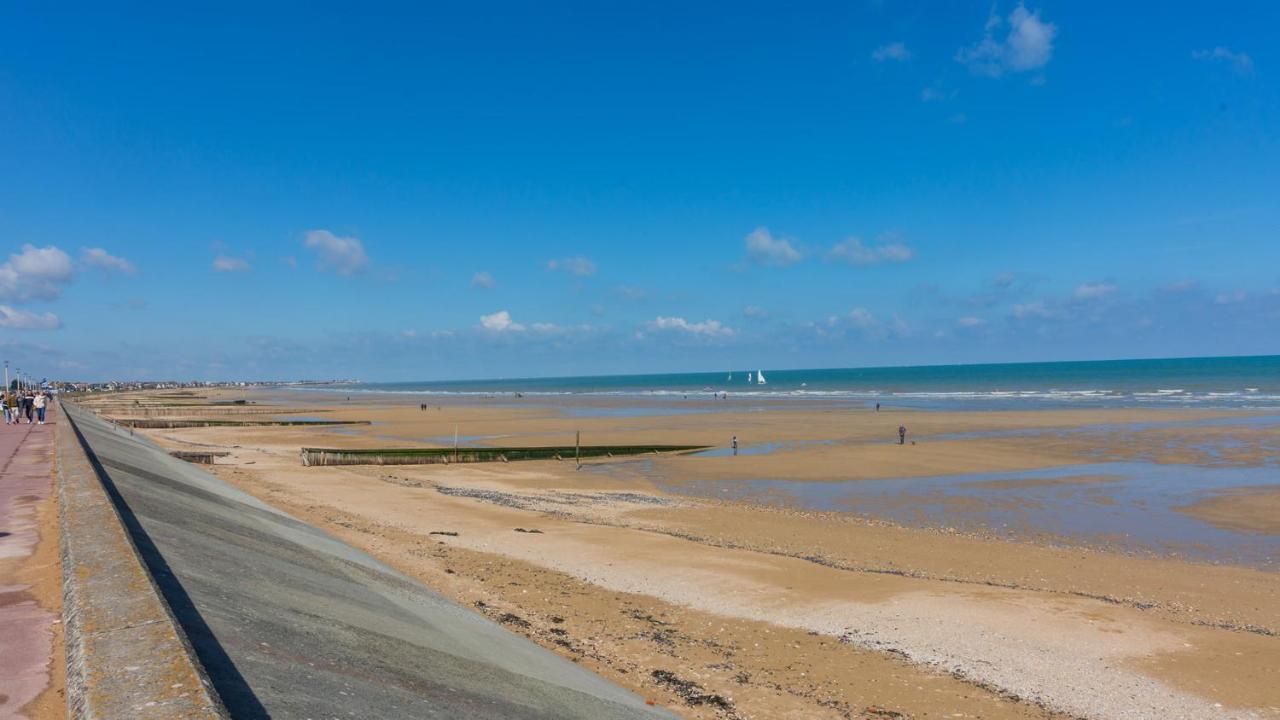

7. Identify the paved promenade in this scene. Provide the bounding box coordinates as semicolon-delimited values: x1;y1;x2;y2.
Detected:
0;419;58;720
62;404;671;719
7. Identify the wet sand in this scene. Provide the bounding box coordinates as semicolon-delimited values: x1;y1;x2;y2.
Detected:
1177;486;1280;535
87;389;1280;719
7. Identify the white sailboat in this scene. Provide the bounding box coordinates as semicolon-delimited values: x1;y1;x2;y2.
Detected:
757;369;767;385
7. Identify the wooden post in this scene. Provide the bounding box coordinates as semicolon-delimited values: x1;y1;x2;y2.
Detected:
454;424;459;464
575;430;581;468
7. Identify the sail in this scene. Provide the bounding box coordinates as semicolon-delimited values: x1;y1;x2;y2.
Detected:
757;370;767;385
747;372;753;383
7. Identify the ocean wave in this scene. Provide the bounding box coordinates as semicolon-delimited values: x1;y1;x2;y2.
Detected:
295;385;1280;407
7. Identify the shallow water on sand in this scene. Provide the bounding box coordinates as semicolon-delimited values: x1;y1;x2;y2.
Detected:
659;462;1280;568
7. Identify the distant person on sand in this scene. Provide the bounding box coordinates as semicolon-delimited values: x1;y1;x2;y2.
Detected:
875;402;880;412
898;425;906;445
731;435;738;456
34;391;47;425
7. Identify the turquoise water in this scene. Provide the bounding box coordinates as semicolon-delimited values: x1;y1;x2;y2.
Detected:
322;355;1280;409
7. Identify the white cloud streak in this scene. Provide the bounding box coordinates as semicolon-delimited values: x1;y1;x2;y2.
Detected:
303;230;369;275
957;4;1057;77
0;245;74;302
480;310;524;332
872;42;911;62
1074;282;1117;300
744;227;802;267
546;256;597;277
471;271;496;289
0;305;60;329
646;316;734;337
1193;47;1254;74
81;248;136;275
826;236;915;265
213;255;252;273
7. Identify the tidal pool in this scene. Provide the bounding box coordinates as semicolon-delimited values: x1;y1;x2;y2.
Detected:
658;461;1280;568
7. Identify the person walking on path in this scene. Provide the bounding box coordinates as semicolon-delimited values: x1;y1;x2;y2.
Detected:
22;391;33;424
898;425;907;445
33;391;47;425
2;392;11;425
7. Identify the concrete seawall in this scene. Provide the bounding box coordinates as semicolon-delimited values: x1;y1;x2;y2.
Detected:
59;403;672;719
57;407;226;718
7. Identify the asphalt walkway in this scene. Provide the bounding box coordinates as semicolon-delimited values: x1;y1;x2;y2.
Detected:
0;417;58;720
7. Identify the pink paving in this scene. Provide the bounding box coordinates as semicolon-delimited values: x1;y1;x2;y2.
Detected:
0;413;58;720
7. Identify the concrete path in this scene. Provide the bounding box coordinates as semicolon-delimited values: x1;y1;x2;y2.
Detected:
61;404;673;719
0;419;58;720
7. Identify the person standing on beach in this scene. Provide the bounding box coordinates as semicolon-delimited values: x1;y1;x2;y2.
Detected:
33;391;47;425
898;425;907;445
731;435;738;456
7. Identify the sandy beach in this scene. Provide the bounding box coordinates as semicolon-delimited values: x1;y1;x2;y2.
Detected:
82;389;1280;719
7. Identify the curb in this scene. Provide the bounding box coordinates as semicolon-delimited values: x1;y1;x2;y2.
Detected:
57;404;227;719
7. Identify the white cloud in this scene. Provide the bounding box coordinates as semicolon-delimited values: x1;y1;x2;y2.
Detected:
957;4;1057;77
824;307;909;340
471;271;496;289
1074;282;1117;300
844;307;878;330
480;310;525;332
1193;47;1254;74
957;316;987;327
0;245;74;302
1215;290;1248;305
546;256;596;277
646;316;734;337
1012;300;1052;319
826;236;915;265
81;248;136;275
212;255;252;273
303;230;369;275
744;227;802;267
0;305;60;330
742;305;768;318
872;42;911;62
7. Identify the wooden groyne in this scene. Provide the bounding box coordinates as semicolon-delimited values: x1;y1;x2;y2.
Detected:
300;444;708;467
169;450;232;464
118;419;370;429
91;406;333;418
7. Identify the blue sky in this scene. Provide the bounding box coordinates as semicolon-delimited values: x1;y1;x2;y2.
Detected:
1;2;1277;381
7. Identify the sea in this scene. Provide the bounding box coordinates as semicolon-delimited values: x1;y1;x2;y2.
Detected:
322;355;1280;410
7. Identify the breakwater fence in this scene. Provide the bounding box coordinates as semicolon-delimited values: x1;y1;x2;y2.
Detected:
116;418;371;429
300;444;708;467
169;450;232;464
80;406;333;417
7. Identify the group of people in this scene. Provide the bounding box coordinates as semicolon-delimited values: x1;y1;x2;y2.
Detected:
4;389;49;425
